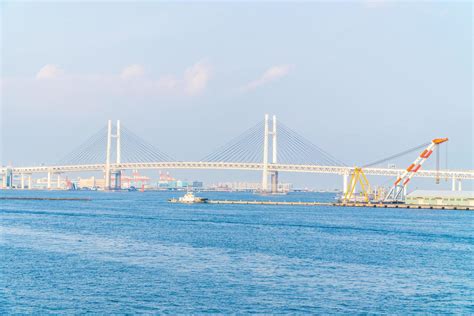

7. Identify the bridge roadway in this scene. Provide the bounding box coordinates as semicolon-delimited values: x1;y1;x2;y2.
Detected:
2;162;474;180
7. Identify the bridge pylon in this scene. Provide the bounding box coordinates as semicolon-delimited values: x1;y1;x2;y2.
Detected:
262;114;279;193
104;119;122;190
4;167;13;189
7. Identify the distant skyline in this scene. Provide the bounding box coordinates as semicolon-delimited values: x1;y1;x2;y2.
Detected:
1;2;472;188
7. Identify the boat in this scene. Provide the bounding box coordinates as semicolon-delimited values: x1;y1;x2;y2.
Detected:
169;192;208;204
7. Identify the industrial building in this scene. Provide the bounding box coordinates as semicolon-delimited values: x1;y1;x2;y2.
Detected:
406;190;474;207
78;176;105;189
208;182;293;192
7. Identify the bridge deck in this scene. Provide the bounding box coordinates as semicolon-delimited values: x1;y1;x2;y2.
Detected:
2;162;473;179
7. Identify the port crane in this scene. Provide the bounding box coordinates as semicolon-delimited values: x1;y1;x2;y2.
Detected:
342;167;371;203
384;138;448;203
343;138;448;204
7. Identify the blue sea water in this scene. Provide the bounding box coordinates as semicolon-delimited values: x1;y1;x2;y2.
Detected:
0;190;473;314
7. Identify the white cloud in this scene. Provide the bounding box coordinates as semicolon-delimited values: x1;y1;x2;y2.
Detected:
118;61;210;95
244;64;293;91
7;61;212;105
183;61;212;95
120;64;145;80
157;76;179;91
36;64;64;80
152;60;211;95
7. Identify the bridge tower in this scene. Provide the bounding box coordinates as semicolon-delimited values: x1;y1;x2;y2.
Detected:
114;120;122;190
262;114;279;193
104;120;122;190
262;114;269;191
4;167;13;189
105;120;112;190
270;115;278;193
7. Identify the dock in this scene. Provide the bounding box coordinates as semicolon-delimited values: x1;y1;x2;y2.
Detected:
207;200;472;211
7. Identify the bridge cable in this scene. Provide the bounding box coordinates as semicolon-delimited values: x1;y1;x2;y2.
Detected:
120;126;175;162
201;120;264;162
278;123;344;166
278;122;346;166
57;126;108;165
202;121;263;162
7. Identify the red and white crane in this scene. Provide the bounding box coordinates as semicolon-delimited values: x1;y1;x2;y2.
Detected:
384;138;448;203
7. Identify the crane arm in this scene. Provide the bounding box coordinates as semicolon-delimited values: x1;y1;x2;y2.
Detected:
384;138;447;203
392;138;448;187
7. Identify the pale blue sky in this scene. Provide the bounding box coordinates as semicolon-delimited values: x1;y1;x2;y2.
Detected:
1;2;472;188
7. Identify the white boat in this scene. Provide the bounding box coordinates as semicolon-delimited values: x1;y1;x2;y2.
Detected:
169;192;208;204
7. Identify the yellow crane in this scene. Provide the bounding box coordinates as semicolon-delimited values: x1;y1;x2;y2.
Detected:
342;167;370;203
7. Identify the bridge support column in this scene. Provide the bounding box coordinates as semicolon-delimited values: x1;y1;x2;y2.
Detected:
261;114;269;192
2;173;6;189
271;171;279;193
262;171;268;192
114;171;122;190
458;180;462;191
20;174;25;189
270;115;278;193
47;171;52;190
5;168;13;189
105;120;112;190
116;120;121;165
28;175;32;190
343;171;349;195
115;120;122;190
5;169;13;189
452;176;456;191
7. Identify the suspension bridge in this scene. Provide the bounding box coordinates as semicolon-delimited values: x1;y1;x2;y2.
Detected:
1;115;473;192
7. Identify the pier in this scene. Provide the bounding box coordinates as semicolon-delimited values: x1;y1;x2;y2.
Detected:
206;200;472;211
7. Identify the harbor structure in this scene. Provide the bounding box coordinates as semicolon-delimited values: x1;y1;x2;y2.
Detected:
406;190;474;207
